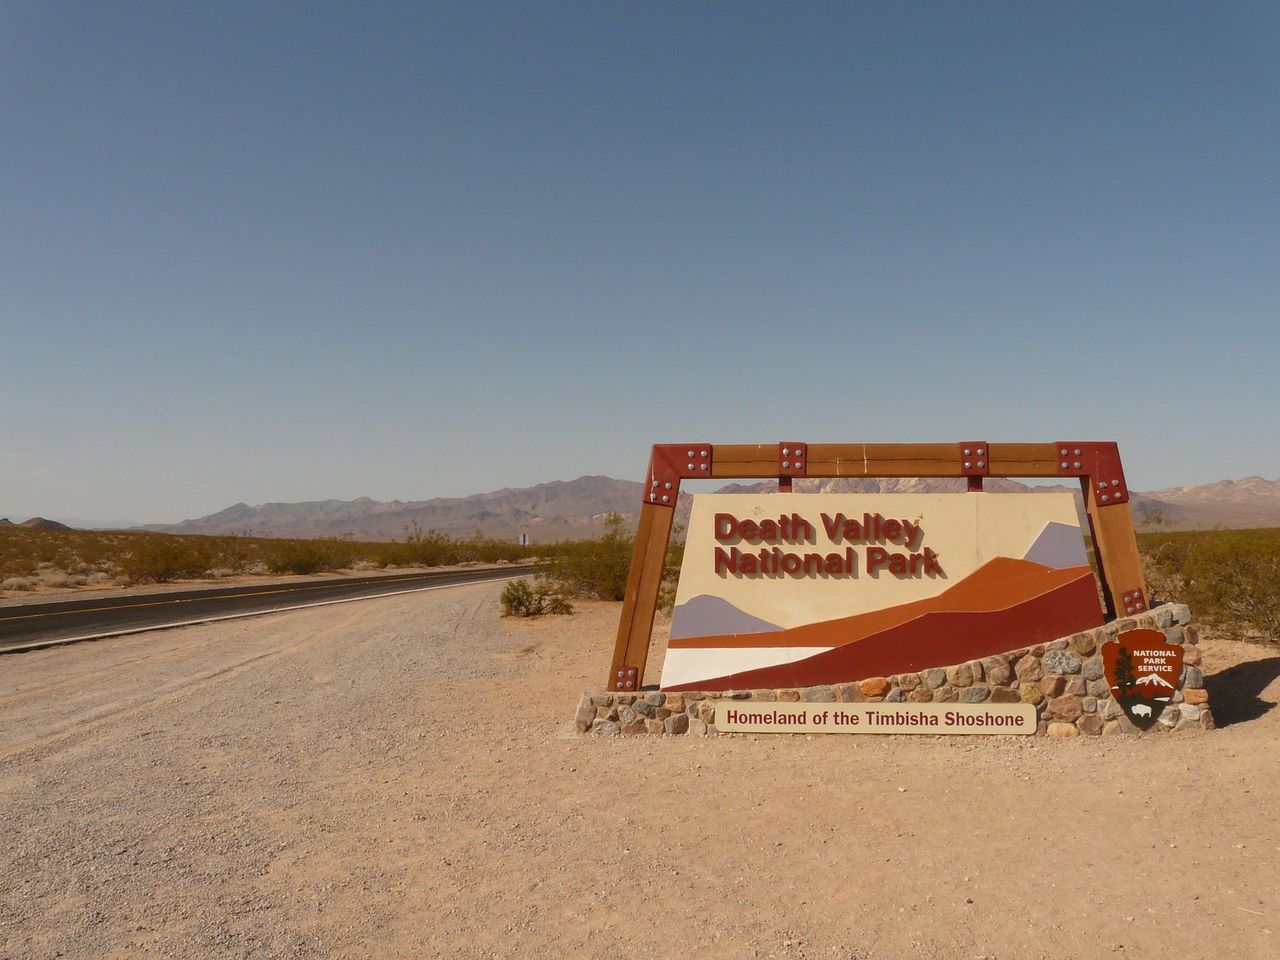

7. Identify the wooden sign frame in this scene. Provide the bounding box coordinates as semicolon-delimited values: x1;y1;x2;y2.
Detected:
608;441;1147;692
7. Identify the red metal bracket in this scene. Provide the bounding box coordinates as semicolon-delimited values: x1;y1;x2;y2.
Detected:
1056;442;1129;505
645;443;712;506
958;441;989;477
1118;586;1147;616
779;442;807;478
613;664;640;691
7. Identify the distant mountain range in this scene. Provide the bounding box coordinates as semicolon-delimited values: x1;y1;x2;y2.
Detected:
120;473;1280;542
0;516;73;531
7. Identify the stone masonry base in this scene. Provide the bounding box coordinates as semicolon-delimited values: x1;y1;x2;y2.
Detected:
575;603;1211;738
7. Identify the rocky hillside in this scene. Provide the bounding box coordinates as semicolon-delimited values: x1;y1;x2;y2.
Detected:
133;474;1280;543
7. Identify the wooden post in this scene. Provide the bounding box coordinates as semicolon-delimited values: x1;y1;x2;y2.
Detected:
1081;479;1148;619
607;499;676;690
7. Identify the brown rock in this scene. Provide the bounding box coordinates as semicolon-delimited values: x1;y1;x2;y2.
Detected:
982;656;1012;686
908;686;934;702
933;685;958;703
1183;645;1202;667
665;713;690;735
1040;676;1066;698
655;707;672;720
898;673;921;692
859;677;892;698
1077;714;1104;736
1201;708;1215;730
621;720;648;736
777;689;802;702
748;689;776;701
645;719;665;734
617;704;638;725
1047;722;1079;737
1018;683;1044;705
592;694;615;708
1184;687;1210;705
1064;676;1087;697
969;660;985;682
1014;655;1044;682
1047;694;1084;722
684;691;705;701
575;694;597;733
946;663;973;688
1102;720;1125;736
802;685;836;702
615;693;637;705
665;692;686;713
1186;624;1200;644
834;683;864;703
596;705;620;722
989;687;1020;703
1069;631;1097;656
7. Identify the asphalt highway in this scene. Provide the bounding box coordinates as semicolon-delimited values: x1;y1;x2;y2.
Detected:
0;564;534;653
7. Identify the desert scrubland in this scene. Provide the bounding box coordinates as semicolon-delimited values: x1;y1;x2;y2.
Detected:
1;579;1277;960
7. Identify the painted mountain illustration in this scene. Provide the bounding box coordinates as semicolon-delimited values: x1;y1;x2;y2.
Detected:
661;557;1104;691
1022;521;1089;570
669;595;780;640
1134;673;1174;689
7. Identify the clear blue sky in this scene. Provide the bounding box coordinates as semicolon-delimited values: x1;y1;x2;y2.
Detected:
3;2;1277;523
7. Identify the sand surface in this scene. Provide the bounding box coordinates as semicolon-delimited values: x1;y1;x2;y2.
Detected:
1;581;1277;959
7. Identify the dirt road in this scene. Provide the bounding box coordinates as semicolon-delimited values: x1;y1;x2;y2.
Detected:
2;583;1278;959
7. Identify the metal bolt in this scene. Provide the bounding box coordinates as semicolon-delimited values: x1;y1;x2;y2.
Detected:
976;447;985;455
664;482;672;489
1061;462;1069;469
662;495;669;503
617;670;624;677
700;464;708;471
782;461;790;469
1126;606;1135;615
794;459;803;468
964;461;972;469
701;450;708;457
687;449;694;457
652;480;658;487
1073;461;1082;469
687;463;694;470
1074;448;1082;456
977;460;985;468
1060;448;1068;456
1111;480;1120;487
963;448;971;456
782;447;789;456
1136;602;1145;610
1101;494;1109;502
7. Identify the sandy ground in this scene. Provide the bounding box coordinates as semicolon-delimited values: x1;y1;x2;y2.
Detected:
1;582;1278;960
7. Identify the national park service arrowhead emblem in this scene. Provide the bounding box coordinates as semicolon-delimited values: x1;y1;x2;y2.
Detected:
1101;628;1184;730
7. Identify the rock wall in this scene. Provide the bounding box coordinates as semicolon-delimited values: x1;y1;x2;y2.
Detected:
575;603;1212;737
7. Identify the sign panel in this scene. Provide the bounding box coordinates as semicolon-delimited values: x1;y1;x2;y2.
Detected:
1101;628;1184;730
661;493;1103;691
714;701;1036;735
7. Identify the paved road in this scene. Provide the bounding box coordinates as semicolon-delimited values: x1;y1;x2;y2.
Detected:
0;564;533;651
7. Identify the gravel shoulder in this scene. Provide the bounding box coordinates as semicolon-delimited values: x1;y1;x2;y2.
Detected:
1;583;1277;959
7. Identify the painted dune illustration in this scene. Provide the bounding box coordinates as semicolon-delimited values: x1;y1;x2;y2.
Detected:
661;557;1103;691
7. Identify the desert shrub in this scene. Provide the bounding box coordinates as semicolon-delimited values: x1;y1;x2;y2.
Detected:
1;577;34;591
120;535;218;583
537;513;634;601
1140;528;1280;639
499;578;573;617
262;538;358;575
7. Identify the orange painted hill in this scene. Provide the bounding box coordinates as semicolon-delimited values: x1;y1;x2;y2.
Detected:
669;557;1101;650
663;564;1104;691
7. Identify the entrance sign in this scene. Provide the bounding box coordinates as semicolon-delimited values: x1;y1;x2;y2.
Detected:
661;492;1102;691
714;701;1036;735
608;441;1147;693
